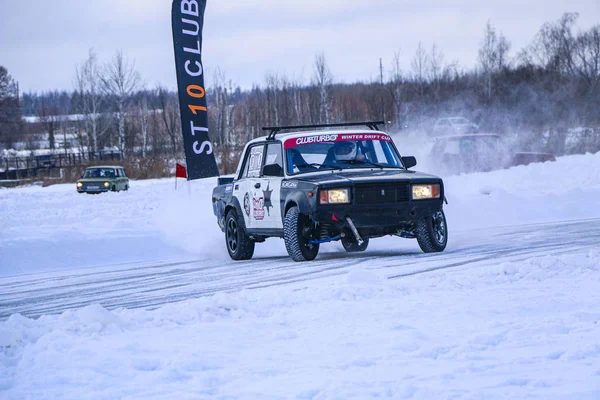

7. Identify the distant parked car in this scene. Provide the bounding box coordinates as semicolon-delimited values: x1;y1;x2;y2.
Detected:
430;134;555;174
76;165;129;194
432;117;479;135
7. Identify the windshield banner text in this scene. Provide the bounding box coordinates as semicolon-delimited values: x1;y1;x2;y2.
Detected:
284;133;392;149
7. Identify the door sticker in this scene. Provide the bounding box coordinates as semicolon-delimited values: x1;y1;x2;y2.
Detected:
262;182;272;216
253;196;265;220
244;193;251;217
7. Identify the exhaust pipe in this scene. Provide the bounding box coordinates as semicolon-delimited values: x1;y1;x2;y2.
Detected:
345;217;364;246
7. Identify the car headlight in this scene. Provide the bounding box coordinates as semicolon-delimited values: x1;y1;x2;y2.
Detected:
412;184;441;200
320;188;350;204
104;182;110;188
77;182;83;188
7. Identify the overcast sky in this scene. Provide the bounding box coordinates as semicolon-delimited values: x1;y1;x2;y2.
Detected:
0;0;598;93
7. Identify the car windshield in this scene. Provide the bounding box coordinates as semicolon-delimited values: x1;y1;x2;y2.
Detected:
284;133;403;175
84;168;115;178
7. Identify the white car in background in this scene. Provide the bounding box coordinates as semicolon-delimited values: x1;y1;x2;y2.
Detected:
433;117;479;135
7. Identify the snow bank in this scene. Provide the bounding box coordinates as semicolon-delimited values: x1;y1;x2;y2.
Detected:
1;250;599;399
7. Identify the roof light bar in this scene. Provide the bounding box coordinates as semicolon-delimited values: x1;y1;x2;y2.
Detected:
263;121;386;140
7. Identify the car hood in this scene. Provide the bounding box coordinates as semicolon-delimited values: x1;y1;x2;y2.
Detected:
293;169;441;185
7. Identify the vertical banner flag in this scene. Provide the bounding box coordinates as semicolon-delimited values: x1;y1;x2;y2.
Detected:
171;0;219;180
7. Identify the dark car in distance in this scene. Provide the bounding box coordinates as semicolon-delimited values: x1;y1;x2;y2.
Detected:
430;134;555;174
212;121;448;262
76;166;129;194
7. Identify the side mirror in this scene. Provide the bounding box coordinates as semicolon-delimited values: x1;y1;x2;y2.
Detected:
218;176;234;185
262;163;283;177
402;156;417;169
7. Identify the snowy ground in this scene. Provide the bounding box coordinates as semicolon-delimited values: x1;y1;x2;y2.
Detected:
1;152;599;399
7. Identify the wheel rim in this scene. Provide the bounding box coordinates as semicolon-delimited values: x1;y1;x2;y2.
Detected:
299;216;316;251
432;211;446;244
226;218;238;252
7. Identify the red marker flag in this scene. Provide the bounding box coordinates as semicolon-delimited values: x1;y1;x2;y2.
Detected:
175;163;187;178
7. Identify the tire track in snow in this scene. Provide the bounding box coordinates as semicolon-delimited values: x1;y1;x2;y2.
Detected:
1;218;599;320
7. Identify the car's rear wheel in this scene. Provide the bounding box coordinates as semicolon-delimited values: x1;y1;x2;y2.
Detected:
284;206;319;261
415;210;448;253
225;209;255;260
341;236;369;252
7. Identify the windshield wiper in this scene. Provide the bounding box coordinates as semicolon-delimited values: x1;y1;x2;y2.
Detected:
337;159;387;169
296;163;342;172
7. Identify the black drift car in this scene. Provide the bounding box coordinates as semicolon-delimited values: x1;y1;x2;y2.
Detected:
212;121;448;262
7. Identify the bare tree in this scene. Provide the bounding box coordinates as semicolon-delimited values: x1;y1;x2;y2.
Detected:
411;42;429;99
75;49;105;152
37;96;59;150
428;44;451;102
478;21;511;101
264;72;281;127
156;86;180;152
211;67;232;146
0;66;22;147
388;51;406;130
525;13;578;74
138;93;150;157
101;51;140;155
312;53;333;124
573;25;600;89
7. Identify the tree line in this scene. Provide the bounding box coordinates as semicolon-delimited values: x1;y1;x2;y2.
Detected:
1;13;598;170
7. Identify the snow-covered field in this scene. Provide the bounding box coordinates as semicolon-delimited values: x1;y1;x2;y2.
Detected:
1;152;599;399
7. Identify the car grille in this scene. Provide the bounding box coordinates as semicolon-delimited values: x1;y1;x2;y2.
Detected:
83;183;103;190
355;183;410;205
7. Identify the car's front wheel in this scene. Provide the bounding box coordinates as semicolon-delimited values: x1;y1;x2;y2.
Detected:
415;210;448;253
284;206;319;261
225;209;255;260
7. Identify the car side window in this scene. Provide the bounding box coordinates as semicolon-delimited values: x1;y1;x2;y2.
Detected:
244;145;265;178
264;143;283;170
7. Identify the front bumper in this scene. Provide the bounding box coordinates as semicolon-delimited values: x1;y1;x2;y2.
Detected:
314;199;443;228
77;186;110;193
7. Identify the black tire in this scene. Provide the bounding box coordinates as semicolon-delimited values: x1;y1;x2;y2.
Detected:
124;185;129;191
341;236;369;252
415;210;448;253
225;209;255;260
284;206;319;261
111;185;117;192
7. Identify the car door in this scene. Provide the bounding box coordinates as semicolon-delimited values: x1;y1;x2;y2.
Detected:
120;168;129;189
233;144;264;230
253;142;283;230
115;168;122;190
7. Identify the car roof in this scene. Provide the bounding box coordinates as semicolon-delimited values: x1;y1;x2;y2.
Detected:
433;133;500;140
86;165;123;169
246;129;390;146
